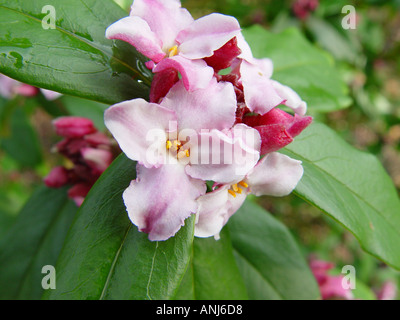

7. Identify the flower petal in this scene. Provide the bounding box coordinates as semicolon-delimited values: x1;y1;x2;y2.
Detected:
153;55;214;91
106;16;166;63
186;124;261;184
255;124;294;154
104;98;177;167
203;37;242;72
243;108;313;154
236;33;275;78
246;152;303;196
236;32;253;61
195;185;247;239
176;13;241;60
149;67;180;103
40;89;62;101
194;187;230;239
240;60;284;114
271;80;307;116
123;162;206;241
130;0;194;51
160;78;236;131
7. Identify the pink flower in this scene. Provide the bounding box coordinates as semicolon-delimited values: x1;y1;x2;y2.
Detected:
44;117;115;206
106;0;241;92
309;258;354;300
104;3;312;241
210;34;312;156
104;79;262;240
195;152;303;239
220;34;308;116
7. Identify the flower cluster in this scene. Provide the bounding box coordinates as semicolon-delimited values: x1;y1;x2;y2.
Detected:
44;117;115;206
310;257;398;300
309;258;354;300
104;0;312;241
292;0;319;20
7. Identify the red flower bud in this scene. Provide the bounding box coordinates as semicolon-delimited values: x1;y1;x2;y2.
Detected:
53;117;97;138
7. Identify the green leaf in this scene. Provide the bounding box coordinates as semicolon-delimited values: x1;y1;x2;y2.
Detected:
0;186;77;300
43;154;194;300
0;0;152;104
282;122;400;270
0;106;42;168
228;200;320;300
174;228;248;300
0;208;17;241
242;25;352;113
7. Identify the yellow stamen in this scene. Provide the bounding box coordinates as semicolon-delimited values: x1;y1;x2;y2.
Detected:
64;159;74;170
239;181;248;188
228;189;237;198
236;188;242;194
185;149;190;157
168;45;178;57
166;140;172;150
232;184;239;192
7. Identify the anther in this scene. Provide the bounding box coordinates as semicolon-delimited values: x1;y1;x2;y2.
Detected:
228;189;236;198
239;181;248;188
168;45;178;57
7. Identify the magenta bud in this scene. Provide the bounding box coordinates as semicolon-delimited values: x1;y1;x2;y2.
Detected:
244;108;312;155
44;166;69;188
53;116;97;138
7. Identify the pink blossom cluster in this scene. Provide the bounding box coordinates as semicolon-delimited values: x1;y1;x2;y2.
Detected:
44;117;115;206
104;0;312;240
310;257;398;300
309;258;354;300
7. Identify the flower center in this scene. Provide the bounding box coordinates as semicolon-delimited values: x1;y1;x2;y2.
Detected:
228;181;248;197
168;45;179;57
166;139;190;159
